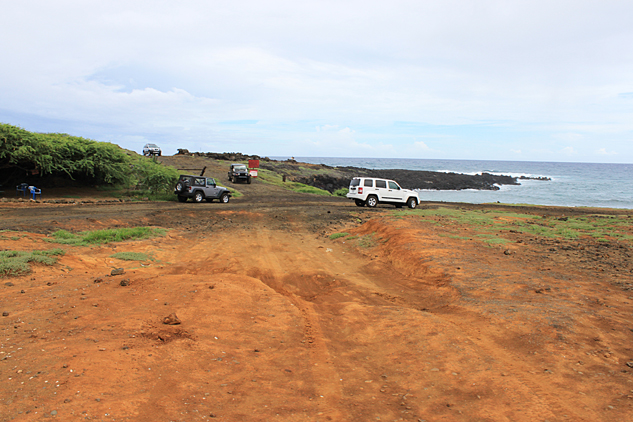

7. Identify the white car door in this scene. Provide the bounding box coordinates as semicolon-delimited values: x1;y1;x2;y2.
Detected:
385;181;405;202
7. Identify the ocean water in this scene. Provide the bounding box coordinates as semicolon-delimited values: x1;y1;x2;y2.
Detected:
286;157;633;209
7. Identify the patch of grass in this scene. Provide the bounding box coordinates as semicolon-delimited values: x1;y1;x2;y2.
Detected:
110;252;151;261
329;232;350;240
49;227;166;246
356;233;377;248
333;188;348;197
0;249;65;276
294;186;332;196
395;207;633;244
256;169;332;196
475;234;511;245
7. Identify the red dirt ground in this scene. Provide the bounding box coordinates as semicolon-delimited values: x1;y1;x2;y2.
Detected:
1;179;633;421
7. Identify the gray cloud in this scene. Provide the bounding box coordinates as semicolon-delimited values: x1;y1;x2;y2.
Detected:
1;0;632;161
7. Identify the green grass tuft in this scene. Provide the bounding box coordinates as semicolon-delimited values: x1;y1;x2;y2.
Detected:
329;232;349;240
0;249;66;277
333;188;349;197
110;252;151;261
49;227;166;246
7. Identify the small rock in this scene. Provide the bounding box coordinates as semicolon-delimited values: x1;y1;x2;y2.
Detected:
51;410;58;416
20;290;26;293
163;313;181;325
120;279;130;286
626;362;633;368
93;278;103;284
111;268;125;276
2;311;9;317
504;249;512;255
4;282;14;286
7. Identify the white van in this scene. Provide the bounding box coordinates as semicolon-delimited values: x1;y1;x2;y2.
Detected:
346;177;419;208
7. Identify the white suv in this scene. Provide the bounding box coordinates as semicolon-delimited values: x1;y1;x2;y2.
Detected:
347;177;419;209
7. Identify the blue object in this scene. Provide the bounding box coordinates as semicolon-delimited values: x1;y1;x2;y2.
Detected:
16;183;29;196
29;186;41;200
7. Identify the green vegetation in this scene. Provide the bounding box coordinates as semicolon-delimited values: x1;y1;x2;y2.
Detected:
110;252;151;261
394;207;633;243
49;227;166;246
333;188;348;197
0;249;65;276
356;233;377;248
256;168;333;196
329;232;350;240
0;123;179;195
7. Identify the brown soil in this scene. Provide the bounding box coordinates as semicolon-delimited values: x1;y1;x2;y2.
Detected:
1;166;633;421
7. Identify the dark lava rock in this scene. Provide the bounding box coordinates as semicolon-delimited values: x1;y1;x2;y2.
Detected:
288;167;529;193
120;279;130;286
110;268;125;276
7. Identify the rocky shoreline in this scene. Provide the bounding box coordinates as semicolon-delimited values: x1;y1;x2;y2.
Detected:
175;150;550;193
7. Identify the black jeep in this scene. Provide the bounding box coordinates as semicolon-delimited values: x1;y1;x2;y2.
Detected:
228;163;251;184
174;175;231;203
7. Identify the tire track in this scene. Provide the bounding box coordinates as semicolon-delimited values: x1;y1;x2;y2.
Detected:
253;228;345;420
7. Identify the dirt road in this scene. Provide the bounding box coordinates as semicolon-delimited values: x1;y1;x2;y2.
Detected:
1;183;633;421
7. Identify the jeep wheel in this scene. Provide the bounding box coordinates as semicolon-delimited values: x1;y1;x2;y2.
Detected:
354;199;365;207
366;195;378;208
177;195;187;203
247;177;251;184
407;197;417;209
220;193;230;203
175;182;185;193
194;191;205;203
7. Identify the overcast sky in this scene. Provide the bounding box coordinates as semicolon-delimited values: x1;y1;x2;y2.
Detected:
1;0;632;162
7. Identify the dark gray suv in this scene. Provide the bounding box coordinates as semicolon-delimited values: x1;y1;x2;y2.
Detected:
174;175;231;203
228;163;251;184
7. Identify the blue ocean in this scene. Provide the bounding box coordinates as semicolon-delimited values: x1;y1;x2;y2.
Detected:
287;158;633;209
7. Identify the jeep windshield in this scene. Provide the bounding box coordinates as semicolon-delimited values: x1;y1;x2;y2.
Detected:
233;165;247;171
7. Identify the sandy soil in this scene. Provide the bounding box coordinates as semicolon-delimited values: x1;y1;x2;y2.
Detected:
1;175;633;421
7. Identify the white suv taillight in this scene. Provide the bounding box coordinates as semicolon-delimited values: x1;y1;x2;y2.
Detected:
358;187;363;194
